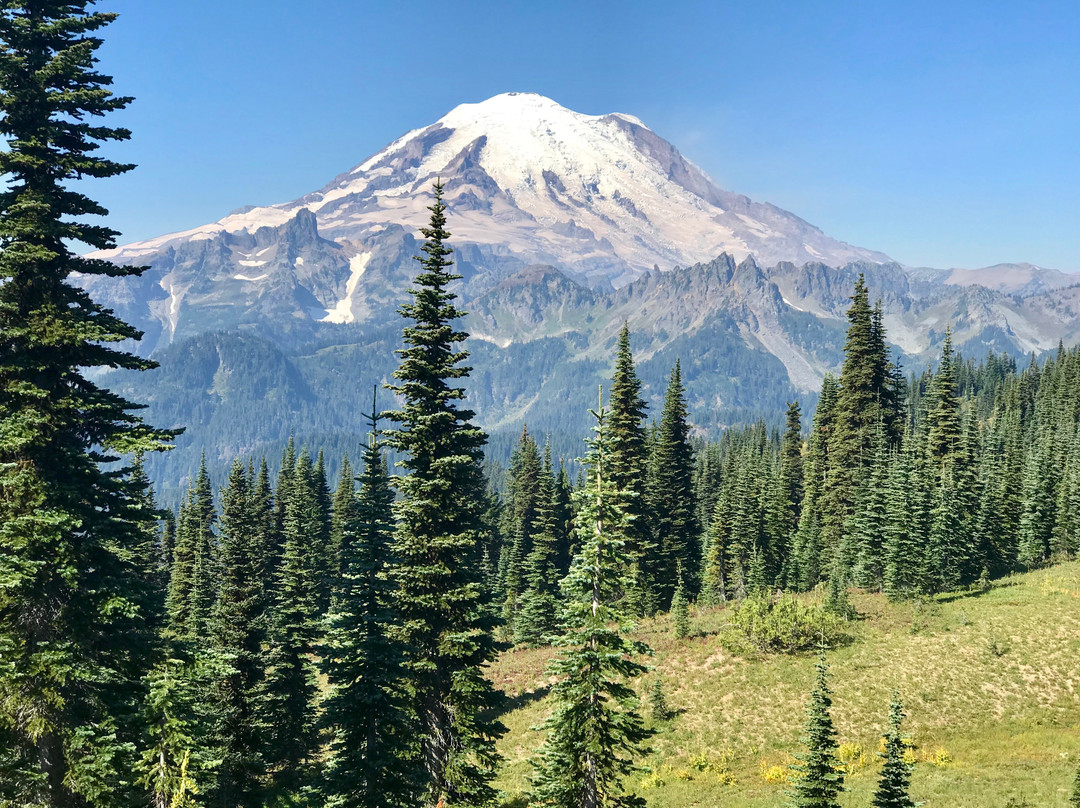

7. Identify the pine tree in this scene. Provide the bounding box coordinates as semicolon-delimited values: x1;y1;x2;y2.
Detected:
138;657;214;808
529;400;653;808
671;570;690;639
648;676;673;722
261;450;322;793
788;656;844;808
209;458;266;807
515;442;562;647
883;440;921;601
329;453;358;587
500;425;542;631
312;450;335;609
871;691;915;808
186;455;218;641
607;323;656;616
250;457;276;607
0;10;177;792
320;405;422;808
772;401;804;585
648;359;697;605
699;497;729;605
851;424;890;591
792;375;839;591
819;276;902;585
1070;762;1080;808
382;180;506;806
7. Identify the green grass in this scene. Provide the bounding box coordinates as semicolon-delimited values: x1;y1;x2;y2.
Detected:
490;562;1080;807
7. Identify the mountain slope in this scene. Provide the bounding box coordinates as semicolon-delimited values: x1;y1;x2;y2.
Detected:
490;562;1080;808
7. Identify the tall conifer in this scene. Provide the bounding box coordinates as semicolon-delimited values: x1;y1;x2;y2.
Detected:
0;3;175;801
607;323;656;615
648;359;697;605
383;180;505;806
209;459;266;807
320;405;422;808
529;399;653;808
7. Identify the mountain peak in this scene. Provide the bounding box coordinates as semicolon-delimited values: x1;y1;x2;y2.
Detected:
99;93;891;283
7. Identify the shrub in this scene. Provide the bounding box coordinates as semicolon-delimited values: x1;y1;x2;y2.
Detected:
721;593;850;655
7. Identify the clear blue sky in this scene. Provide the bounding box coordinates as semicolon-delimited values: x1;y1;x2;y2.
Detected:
93;0;1079;271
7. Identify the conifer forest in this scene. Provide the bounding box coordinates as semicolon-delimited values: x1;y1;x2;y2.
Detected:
0;4;1078;808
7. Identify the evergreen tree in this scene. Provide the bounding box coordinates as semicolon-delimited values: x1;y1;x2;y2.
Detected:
792;375;839;591
0;10;177;794
261;450;323;793
312;450;335;609
607;323;656;615
138;657;214;808
382;180;506;806
250;457;276;607
788;656;843;808
320;407;422;808
699;497;729;605
529;400;653;808
871;692;915;808
851;425;890;591
330;453;358;586
671;570;690;639
500;425;542;631
771;401;804;585
209;458;266;807
820;276;901;583
648;359;697;605
883;440;921;601
185;456;218;641
515;442;562;647
1070;762;1080;808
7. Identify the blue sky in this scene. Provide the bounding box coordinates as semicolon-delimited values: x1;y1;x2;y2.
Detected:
94;0;1079;271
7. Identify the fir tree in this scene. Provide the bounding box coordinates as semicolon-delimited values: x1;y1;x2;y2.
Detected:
138;657;215;808
607;323;656;616
515;442;562;647
1070;762;1080;808
250;457;276;607
185;455;218;641
788;656;843;808
648;359;697;605
699;497;729;605
883;440;921;601
671;570;690;639
792;375;839;591
0;7;175;796
529;399;653;808
209;458;266;807
383;180;506;806
320;405;422;808
329;453;358;587
648;676;673;722
261;450;323;794
871;691;915;808
500;425;542;631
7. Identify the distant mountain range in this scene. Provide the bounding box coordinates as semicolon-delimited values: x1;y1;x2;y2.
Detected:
80;93;1080;491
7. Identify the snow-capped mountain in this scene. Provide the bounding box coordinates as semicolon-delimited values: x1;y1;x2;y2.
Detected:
98;93;889;308
84;92;1080;490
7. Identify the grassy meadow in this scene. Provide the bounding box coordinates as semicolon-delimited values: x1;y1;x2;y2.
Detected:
489;562;1080;807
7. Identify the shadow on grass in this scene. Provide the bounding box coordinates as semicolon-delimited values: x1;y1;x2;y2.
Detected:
502;684;551;712
935;581;1013;605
